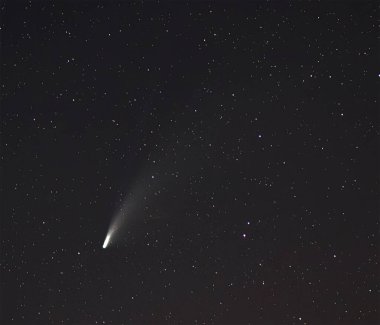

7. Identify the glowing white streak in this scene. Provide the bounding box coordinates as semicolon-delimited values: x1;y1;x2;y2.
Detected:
103;234;111;249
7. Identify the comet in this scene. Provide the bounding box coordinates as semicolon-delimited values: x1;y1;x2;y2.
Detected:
102;168;160;249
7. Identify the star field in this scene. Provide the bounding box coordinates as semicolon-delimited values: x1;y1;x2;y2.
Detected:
1;1;379;324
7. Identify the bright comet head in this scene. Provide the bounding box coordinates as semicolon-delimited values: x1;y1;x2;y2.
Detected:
103;234;111;249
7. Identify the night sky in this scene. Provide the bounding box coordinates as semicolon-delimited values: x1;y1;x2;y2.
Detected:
1;1;379;324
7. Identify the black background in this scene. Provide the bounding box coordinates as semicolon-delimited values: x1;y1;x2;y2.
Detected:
1;1;379;324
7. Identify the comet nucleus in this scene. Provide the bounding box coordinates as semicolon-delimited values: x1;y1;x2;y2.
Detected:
103;234;111;249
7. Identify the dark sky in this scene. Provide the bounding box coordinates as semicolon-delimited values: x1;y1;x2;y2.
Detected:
1;1;379;324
